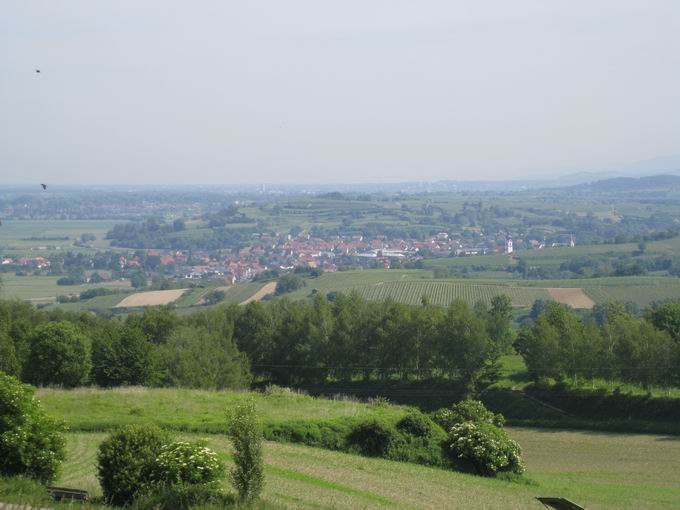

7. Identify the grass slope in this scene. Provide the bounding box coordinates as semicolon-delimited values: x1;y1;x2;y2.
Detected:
36;387;408;433
10;387;680;509
10;427;679;509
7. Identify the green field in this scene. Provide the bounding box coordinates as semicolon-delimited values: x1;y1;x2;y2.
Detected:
356;280;550;307
23;428;672;510
36;387;406;433
0;219;120;255
0;273;131;302
43;293;133;312
11;387;680;509
583;284;680;307
283;270;680;308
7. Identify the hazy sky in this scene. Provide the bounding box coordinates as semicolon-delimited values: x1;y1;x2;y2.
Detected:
1;1;679;185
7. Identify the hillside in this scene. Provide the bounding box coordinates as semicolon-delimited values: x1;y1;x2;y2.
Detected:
13;387;680;510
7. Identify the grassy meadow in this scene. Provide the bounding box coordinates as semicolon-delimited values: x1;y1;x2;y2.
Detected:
36;387;408;433
27;429;675;510
0;273;131;302
0;219;120;256
9;387;680;509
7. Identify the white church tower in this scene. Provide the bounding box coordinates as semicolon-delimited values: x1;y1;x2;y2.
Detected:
506;238;513;254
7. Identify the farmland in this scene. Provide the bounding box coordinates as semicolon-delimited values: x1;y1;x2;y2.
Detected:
356;280;551;307
15;387;680;510
115;289;188;307
283;269;680;308
0;219;121;256
0;273;130;302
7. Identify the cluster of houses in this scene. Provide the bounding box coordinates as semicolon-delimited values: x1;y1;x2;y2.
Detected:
1;231;575;283
113;231;575;281
1;256;51;269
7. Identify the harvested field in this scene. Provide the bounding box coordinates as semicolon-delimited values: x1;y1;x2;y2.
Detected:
241;281;276;304
548;288;595;309
115;289;187;308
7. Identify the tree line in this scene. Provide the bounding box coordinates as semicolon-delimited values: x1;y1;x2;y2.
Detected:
517;301;680;388
1;294;679;392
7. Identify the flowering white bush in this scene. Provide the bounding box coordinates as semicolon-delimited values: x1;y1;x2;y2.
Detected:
150;441;223;488
448;421;525;476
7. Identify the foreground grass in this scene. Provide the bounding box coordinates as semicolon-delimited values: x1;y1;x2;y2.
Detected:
36;387;408;433
5;429;679;509
28;387;680;508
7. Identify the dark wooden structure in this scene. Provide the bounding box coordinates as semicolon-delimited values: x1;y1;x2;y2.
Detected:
47;486;89;502
537;497;586;510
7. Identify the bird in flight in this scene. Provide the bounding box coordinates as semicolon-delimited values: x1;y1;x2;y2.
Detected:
40;183;47;190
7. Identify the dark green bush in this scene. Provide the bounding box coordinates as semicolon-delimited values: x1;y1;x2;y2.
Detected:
97;425;171;506
263;419;353;451
0;372;66;482
347;419;401;457
396;411;435;437
432;399;505;431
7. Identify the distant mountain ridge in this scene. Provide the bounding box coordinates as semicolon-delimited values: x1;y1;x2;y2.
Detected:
571;174;680;192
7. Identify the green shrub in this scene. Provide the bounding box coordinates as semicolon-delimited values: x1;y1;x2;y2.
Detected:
227;398;264;503
432;399;505;431
97;425;171;506
263;419;352;451
347;419;400;457
0;372;66;482
149;441;223;488
448;421;525;476
396;411;434;437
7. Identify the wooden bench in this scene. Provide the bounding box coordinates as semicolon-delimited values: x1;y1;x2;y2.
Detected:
537;497;586;510
46;486;89;503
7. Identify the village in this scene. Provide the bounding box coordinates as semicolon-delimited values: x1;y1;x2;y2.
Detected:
2;230;576;284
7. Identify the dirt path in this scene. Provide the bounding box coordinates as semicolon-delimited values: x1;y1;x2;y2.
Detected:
240;282;277;305
547;288;595;309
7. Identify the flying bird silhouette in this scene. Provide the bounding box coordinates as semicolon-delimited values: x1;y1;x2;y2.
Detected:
40;184;47;190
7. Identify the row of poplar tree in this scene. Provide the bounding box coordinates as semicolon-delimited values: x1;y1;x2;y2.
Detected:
1;293;679;391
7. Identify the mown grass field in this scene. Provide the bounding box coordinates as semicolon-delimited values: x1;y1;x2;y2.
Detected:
15;387;680;509
33;429;677;510
0;273;131;301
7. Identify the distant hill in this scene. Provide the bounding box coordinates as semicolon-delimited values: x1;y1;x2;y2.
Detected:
572;174;680;192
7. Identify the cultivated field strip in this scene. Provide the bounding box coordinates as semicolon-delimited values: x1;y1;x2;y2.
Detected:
355;280;551;307
585;285;680;307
